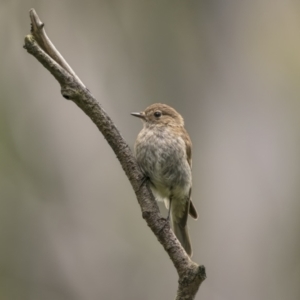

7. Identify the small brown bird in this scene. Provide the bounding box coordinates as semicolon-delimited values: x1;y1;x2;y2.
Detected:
131;103;198;256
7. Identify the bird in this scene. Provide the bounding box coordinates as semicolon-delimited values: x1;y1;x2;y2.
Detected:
131;103;198;256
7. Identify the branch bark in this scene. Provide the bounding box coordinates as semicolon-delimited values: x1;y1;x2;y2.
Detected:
23;9;206;299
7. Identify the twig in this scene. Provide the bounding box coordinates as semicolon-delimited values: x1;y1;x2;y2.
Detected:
29;9;84;87
23;8;206;299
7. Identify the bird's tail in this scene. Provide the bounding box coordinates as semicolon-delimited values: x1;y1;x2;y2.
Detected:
172;221;192;257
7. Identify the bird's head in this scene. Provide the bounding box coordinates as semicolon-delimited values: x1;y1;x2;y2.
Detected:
131;103;184;127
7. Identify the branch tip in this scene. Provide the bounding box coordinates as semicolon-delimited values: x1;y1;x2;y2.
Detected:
29;8;44;32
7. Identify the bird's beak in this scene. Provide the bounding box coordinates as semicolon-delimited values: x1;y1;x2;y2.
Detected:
131;112;145;119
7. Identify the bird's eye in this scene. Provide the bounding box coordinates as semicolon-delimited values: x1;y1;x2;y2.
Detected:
154;111;162;118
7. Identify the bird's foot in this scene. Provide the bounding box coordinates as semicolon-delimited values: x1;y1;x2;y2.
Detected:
137;175;149;192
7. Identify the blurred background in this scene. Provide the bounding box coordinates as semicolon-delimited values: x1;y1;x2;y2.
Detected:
1;0;300;299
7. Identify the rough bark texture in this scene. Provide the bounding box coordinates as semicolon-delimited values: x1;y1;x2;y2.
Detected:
23;9;206;299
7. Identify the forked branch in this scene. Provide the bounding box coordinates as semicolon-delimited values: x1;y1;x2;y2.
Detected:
23;9;206;299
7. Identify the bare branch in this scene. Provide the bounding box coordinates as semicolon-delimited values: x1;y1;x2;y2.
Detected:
23;8;206;299
29;9;84;87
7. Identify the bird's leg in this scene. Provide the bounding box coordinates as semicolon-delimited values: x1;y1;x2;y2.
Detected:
137;175;149;192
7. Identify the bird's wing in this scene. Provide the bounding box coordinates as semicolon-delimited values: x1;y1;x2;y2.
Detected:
181;127;192;168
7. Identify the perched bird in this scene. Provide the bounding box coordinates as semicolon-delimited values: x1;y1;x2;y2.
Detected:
131;103;198;256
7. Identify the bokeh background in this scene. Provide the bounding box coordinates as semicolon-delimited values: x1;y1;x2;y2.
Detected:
1;1;300;299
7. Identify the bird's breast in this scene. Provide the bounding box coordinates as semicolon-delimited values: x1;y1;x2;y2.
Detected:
134;126;192;198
